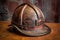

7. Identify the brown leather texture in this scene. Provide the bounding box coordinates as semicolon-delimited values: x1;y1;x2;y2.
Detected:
12;3;45;30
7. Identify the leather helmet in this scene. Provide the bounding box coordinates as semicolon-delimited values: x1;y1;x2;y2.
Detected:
10;3;51;36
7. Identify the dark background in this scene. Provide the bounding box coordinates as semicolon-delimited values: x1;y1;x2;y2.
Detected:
0;0;60;22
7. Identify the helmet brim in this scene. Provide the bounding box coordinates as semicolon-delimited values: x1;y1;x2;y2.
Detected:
10;24;51;37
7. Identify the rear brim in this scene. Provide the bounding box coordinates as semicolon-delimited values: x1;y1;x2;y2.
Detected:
10;24;51;36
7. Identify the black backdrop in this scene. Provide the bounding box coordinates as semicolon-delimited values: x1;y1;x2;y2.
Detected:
0;0;60;22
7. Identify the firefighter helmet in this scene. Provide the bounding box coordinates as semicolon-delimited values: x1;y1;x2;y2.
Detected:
10;3;51;36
